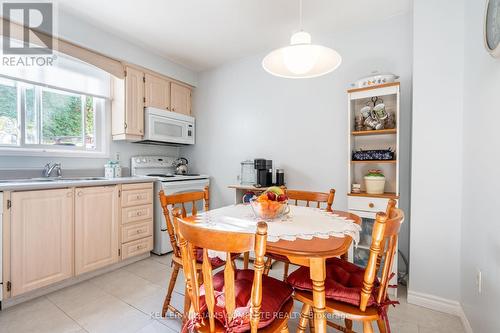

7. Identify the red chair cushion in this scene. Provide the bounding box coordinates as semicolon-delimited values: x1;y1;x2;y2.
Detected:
287;257;377;307
195;249;240;269
199;269;293;332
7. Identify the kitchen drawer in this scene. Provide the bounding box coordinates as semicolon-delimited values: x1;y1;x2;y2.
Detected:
347;196;396;213
121;220;153;243
122;204;153;224
121;236;153;260
121;187;153;207
121;182;153;191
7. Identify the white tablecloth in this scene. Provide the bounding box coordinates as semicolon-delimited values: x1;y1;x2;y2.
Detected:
188;204;361;258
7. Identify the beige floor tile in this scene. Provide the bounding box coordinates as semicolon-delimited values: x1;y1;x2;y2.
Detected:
63;292;152;333
89;268;154;301
47;281;108;314
149;254;172;266
0;296;83;333
136;320;176;333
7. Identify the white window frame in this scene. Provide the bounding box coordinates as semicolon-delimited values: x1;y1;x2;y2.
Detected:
0;77;110;158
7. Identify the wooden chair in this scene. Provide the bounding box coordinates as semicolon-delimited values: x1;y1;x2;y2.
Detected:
159;187;231;319
264;188;336;280
290;199;404;333
175;210;294;332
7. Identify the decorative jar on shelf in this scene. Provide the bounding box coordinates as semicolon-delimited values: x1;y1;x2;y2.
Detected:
364;169;386;194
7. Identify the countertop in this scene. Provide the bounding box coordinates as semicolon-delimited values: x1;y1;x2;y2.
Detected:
0;176;158;192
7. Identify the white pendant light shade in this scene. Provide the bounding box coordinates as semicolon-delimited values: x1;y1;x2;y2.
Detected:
262;31;342;79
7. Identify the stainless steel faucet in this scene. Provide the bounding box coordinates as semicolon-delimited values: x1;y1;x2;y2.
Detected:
42;162;62;178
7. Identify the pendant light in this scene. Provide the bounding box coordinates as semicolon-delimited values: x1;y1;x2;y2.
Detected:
262;0;342;79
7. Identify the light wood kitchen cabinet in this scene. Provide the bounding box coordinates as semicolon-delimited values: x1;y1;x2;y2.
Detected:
145;73;170;110
10;189;73;296
170;82;192;115
112;66;145;140
75;186;119;275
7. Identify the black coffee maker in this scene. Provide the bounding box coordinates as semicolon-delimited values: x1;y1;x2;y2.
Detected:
254;159;273;187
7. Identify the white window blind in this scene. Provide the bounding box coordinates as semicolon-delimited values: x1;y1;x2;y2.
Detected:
0;39;111;98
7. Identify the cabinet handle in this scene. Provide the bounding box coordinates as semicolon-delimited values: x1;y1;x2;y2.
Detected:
368;203;375;208
124;122;128;129
136;229;144;234
166;106;170;111
136;195;143;199
136;245;144;250
136;211;142;216
172;107;175;112
77;191;83;197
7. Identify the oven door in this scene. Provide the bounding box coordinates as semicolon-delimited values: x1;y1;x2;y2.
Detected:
145;112;194;144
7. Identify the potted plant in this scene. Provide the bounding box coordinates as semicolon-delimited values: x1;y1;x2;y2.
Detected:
364;169;385;194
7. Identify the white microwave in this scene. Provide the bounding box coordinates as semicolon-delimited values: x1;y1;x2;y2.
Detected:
140;107;195;145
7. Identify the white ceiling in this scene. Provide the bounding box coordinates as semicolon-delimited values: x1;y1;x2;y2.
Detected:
54;0;410;72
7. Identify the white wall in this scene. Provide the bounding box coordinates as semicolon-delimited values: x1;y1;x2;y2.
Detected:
461;0;500;331
409;0;464;304
182;13;413;263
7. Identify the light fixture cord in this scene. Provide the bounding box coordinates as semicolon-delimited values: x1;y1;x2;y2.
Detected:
299;0;303;31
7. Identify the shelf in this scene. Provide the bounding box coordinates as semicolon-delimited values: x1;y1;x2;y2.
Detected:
347;82;400;93
352;128;397;136
348;191;399;199
351;160;396;164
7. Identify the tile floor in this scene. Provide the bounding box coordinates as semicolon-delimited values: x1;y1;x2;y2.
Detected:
0;254;465;333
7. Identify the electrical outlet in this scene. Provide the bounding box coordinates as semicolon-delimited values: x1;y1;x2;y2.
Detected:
115;152;120;161
476;269;482;294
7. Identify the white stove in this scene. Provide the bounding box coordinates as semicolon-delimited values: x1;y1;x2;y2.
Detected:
131;155;209;254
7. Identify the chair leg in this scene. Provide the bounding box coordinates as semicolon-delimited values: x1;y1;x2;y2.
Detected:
183;285;191;322
295;303;310;333
279;324;289;333
345;318;353;332
377;318;387;333
282;262;290;281
162;263;180;317
308;309;315;333
363;321;374;333
263;257;272;275
243;251;250;269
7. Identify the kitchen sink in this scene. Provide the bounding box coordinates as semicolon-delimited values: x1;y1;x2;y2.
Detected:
0;177;108;183
57;177;108;181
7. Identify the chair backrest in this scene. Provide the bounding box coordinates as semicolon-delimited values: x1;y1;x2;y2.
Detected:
285;189;336;211
359;199;404;311
158;187;209;258
175;210;268;333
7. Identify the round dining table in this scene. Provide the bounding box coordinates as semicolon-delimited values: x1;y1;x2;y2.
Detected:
180;208;361;333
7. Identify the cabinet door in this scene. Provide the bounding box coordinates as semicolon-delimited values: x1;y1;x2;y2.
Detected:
75;186;119;275
125;66;145;136
170;82;192;115
145;73;170;110
10;189;73;296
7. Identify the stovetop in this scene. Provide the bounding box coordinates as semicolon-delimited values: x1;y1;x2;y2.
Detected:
131;155;209;182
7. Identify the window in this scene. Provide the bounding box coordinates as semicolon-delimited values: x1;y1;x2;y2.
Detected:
0;77;105;153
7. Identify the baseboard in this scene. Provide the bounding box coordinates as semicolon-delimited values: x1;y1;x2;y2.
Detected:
407;290;473;333
457;306;474;333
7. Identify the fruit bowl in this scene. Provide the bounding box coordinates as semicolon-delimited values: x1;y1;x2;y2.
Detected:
250;187;289;220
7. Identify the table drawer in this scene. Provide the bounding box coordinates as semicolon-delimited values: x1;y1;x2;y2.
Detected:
347;196;396;213
121;188;153;207
122;204;153;224
122;220;153;243
121;236;153;260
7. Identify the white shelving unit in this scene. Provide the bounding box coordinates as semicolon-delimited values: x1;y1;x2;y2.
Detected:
346;82;400;295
